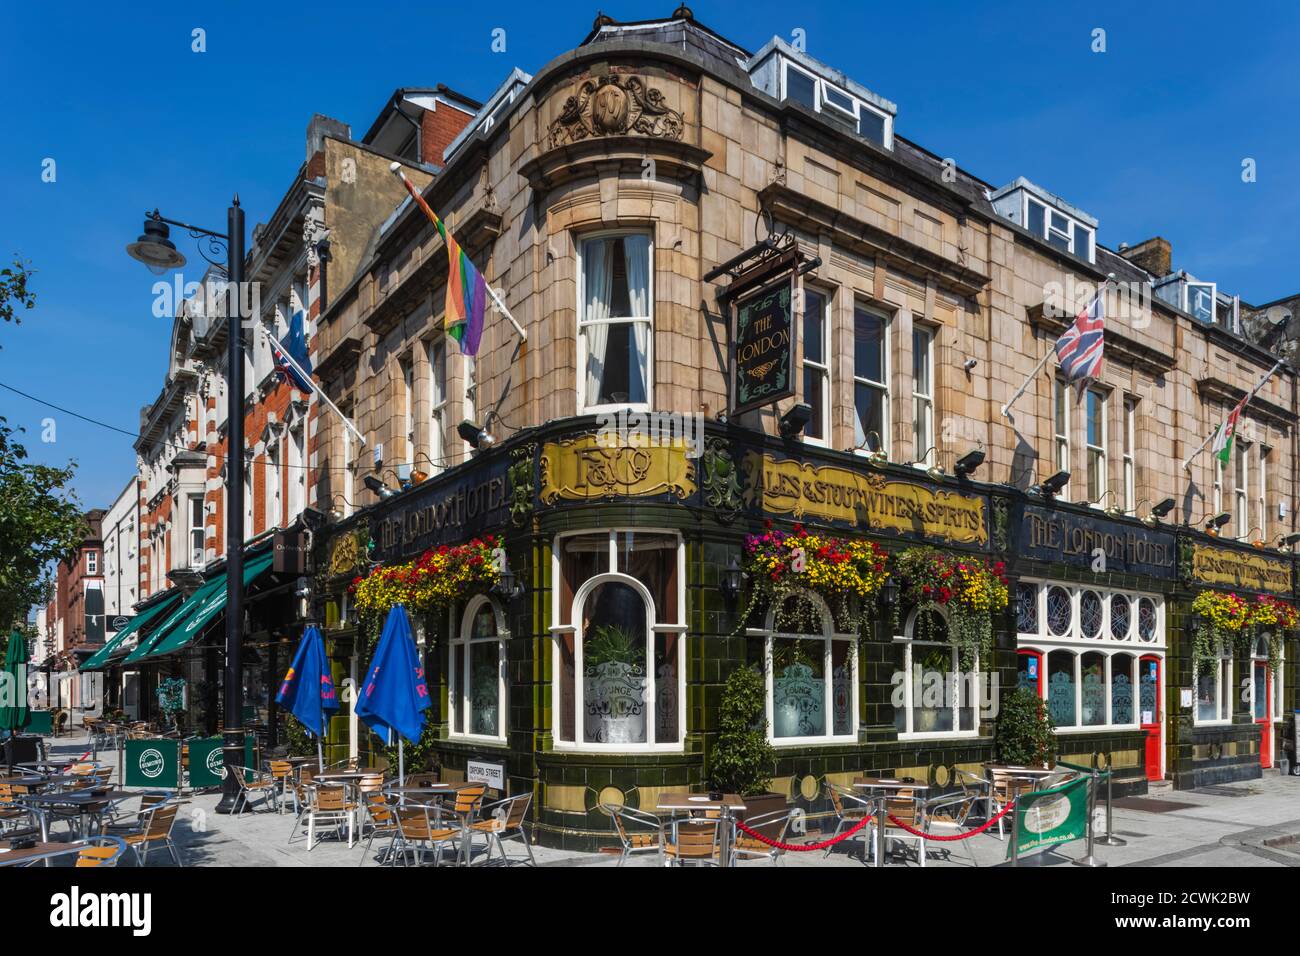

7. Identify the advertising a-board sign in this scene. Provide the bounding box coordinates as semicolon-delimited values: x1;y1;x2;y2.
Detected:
733;280;794;415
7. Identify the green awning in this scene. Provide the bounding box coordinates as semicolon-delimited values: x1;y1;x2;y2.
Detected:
81;592;184;671
139;551;276;661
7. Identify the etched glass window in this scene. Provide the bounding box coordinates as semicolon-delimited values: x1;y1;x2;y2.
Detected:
450;599;506;740
1047;650;1076;727
1047;586;1072;637
1080;591;1102;639
1137;598;1157;642
1081;652;1106;726
1111;654;1134;724
1016;583;1038;634
1109;595;1131;640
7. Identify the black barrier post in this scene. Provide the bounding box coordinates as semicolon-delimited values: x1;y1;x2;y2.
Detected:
874;799;886;867
1095;750;1127;847
1009;799;1021;867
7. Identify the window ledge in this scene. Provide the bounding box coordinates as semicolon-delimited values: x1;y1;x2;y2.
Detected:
896;731;980;742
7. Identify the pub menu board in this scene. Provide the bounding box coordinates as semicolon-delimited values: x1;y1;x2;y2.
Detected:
733;279;794;415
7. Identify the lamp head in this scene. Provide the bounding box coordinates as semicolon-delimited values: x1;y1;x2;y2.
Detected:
126;213;186;275
1039;470;1071;498
778;403;813;439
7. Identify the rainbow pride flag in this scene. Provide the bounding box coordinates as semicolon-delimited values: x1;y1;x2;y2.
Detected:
394;170;486;356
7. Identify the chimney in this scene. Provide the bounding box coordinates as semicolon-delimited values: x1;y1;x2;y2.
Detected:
1119;236;1172;278
306;114;351;177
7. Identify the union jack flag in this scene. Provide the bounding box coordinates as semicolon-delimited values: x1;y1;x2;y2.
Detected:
1055;289;1105;385
273;309;314;393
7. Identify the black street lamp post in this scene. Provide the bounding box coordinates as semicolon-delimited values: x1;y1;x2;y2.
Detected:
127;199;247;814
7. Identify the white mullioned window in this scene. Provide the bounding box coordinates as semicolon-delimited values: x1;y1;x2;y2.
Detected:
750;591;857;745
552;529;684;752
1024;195;1094;262
853;302;890;457
428;339;447;476
1259;445;1270;541
801;287;831;445
578;232;653;413
1196;643;1233;725
893;607;977;739
1015;580;1164;733
779;58;892;148
1053;377;1070;490
1085;387;1107;505
401;357;415;471
449;595;507;741
86;551;98;575
912;325;935;466
1123;397;1137;512
188;495;204;569
1235;440;1250;539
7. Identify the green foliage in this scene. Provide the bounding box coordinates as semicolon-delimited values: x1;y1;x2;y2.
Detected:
995;688;1057;766
285;714;314;758
583;623;640;668
380;718;441;776
708;665;776;797
0;258;35;328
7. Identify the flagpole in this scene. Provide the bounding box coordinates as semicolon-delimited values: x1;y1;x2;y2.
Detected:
1000;275;1115;419
389;162;527;343
1182;357;1284;470
257;324;366;447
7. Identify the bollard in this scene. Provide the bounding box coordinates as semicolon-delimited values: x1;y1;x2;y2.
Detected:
1072;766;1107;867
1009;799;1021;868
1095;751;1127;848
874;800;886;868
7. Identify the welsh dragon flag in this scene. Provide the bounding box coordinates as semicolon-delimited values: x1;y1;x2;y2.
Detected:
1212;398;1246;464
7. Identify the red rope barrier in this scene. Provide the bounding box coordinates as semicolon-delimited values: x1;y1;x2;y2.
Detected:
732;799;1017;851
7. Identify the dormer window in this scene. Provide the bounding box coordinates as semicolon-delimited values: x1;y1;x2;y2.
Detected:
1026;196;1093;261
780;59;892;148
1186;282;1216;325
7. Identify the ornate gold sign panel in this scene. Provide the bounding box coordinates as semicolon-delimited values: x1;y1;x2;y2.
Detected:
327;529;363;578
741;452;987;546
540;434;696;503
548;75;685;148
1190;543;1291;594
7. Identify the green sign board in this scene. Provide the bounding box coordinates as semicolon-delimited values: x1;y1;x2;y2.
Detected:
124;737;182;789
186;736;256;788
1008;776;1090;859
26;711;53;735
733;279;794;414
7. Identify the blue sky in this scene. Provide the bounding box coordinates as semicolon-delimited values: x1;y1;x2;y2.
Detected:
2;0;1297;509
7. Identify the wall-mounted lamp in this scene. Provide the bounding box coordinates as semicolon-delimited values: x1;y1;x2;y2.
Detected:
329;495;354;521
953;448;985;479
492;566;525;601
855;430;888;467
458;419;496;451
911;446;944;482
410;452;438;484
880;575;900;608
1204;512;1231;535
1035;470;1070;499
1142;498;1176;527
1277;532;1300;550
721;554;745;604
778;403;813;439
1245;527;1267;547
363;474;396;500
1094;490;1124;518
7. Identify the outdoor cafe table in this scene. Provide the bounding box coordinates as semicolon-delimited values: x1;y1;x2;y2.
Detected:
853;779;931;867
0;840;91;867
656;792;746;867
20;790;132;841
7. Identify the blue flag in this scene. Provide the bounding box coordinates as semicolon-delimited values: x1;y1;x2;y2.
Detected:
276;626;338;738
355;606;429;745
273;309;314;393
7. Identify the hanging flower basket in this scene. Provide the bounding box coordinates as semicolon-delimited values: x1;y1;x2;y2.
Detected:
353;536;501;616
738;522;888;635
1190;589;1251;668
893;548;1008;670
1247;595;1296;671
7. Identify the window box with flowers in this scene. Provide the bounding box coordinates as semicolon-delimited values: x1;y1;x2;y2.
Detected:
892;548;1009;671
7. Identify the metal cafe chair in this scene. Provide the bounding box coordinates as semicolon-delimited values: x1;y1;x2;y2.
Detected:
731;808;795;866
464;792;536;866
304;785;357;851
665;816;722;867
599;803;666;867
105;800;187;866
75;836;129;868
825;782;874;860
424;784;486;866
358;791;401;867
230;765;280;815
920;789;983;867
869;789;928;867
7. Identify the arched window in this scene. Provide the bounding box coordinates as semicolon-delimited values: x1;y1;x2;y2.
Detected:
449;595;507;740
552;530;683;751
762;591;856;743
893;606;976;739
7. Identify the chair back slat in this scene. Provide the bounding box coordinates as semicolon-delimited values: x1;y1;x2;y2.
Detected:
454;784;486;815
315;786;347;812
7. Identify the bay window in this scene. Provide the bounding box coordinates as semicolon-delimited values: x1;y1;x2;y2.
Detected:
760;592;857;744
552;530;683;750
450;596;506;740
853;303;889;456
578;233;652;412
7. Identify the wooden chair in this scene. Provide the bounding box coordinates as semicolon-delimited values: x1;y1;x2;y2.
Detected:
267;761;295;814
871;789;928;866
75;836;128;868
920;789;982;867
465;792;535;866
0;783;36;835
599;804;665;867
665;817;722;867
285;767;317;843
305;786;356;851
424;784;485;866
988;769;1036;840
387;804;437;866
230;766;278;815
106;801;186;866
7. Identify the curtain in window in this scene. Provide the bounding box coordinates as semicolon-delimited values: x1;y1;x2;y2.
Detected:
583;239;612;404
623;235;650;404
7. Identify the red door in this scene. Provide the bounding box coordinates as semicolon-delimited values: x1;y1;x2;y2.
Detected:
1139;655;1161;782
1253;660;1272;768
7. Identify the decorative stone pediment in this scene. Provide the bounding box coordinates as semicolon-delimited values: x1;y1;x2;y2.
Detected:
547;75;684;148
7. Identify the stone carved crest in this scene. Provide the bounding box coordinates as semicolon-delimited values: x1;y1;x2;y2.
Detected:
548;75;684;148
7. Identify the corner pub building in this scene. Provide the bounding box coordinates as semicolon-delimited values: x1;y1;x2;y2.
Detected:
308;8;1300;848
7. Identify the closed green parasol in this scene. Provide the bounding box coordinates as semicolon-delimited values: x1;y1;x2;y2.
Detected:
0;631;31;732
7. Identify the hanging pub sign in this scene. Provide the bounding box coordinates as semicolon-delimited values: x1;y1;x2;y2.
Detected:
732;279;795;415
1020;505;1176;579
1189;542;1292;595
273;531;310;575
